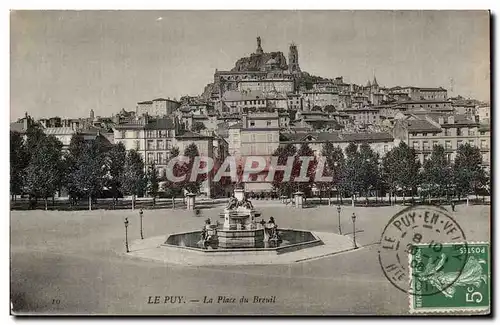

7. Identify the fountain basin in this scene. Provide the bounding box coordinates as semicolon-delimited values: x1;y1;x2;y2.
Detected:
163;228;323;254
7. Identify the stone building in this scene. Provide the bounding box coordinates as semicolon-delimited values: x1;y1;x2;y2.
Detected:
136;98;181;117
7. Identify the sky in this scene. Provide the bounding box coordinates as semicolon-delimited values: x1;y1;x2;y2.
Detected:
10;10;490;120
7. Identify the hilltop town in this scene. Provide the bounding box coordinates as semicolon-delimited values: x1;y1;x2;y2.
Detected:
11;36;491;196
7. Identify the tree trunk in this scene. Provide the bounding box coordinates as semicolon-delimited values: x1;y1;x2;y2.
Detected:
153;196;156;207
88;195;92;211
45;197;48;211
132;194;136;210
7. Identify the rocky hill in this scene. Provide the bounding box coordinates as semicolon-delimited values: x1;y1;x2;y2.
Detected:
231;52;288;72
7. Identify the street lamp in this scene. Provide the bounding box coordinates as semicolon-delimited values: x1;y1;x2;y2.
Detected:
351;213;358;249
337;205;342;234
139;209;144;240
124;217;130;253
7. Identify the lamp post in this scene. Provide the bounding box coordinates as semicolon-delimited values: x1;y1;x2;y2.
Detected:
351;212;357;249
337;205;342;234
124;217;130;253
139;209;144;240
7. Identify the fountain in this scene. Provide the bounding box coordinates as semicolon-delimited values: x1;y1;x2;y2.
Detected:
164;188;323;253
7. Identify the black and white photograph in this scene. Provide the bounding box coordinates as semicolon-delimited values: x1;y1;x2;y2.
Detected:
9;9;491;316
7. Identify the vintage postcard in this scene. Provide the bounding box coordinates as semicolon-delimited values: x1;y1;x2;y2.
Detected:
10;10;491;316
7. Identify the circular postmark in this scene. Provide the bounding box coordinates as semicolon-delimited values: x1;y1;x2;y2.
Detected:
378;205;469;296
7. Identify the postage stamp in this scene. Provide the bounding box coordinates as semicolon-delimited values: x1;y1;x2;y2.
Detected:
378;205;469;296
409;242;490;314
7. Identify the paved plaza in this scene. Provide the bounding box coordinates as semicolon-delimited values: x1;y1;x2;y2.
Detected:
10;203;490;315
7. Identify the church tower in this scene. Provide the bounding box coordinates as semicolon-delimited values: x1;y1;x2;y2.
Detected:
288;43;301;74
256;36;264;55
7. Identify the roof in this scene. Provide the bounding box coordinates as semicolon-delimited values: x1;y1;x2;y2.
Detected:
152;98;179;103
406;120;442;132
137;101;153;105
281;131;393;143
145;118;176;130
222;90;265;102
241;127;281;132
44;127;76;135
342;132;394;142
399;100;450;104
228;122;243;130
479;124;490;132
419;87;446;92
175;131;213;139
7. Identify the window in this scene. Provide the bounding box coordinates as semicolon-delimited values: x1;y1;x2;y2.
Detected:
469;139;475;146
422;132;427;137
432;140;439;148
250;121;255;127
412;141;420;149
158;130;167;138
267;121;272;126
457;128;462;136
120;131;125;139
444;129;450;136
157;152;164;164
147;140;155;150
384;145;389;153
423;141;429;150
480;131;485;135
445;141;452;149
481;140;487;149
157;140;165;150
147;153;154;164
457;140;463;148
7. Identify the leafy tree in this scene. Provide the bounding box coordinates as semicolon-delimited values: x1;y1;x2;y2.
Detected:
294;143;317;197
342;143;363;205
121;149;146;210
70;139;107;210
311;105;322;112
147;162;160;206
453;143;485;199
24;124;46;161
191;121;206;133
105;142;126;207
181;143;205;194
422;145;452;201
311;120;327;130
170;146;180;158
324;105;336;113
358;143;380;204
271;144;297;197
24;136;63;210
10;131;27;200
382;142;421;204
64;134;87;204
320;142;345;201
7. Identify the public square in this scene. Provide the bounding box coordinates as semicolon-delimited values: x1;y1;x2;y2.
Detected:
10;202;490;315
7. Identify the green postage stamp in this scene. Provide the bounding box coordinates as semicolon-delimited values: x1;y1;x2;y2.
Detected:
409;242;490;314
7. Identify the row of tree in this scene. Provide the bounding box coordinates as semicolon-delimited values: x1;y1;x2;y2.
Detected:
11;124;490;209
271;141;490;204
10;125;207;210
